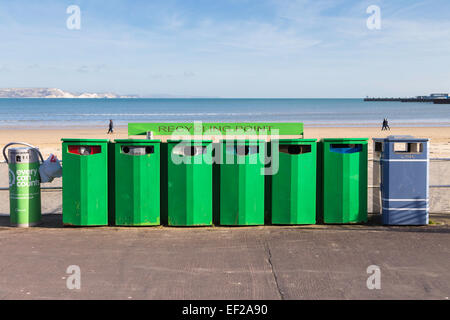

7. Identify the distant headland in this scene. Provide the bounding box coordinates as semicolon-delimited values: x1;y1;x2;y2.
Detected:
0;88;138;98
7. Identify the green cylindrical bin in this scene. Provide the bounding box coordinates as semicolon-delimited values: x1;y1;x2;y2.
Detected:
61;138;109;226
218;140;265;226
113;139;161;226
3;145;43;227
167;140;213;226
318;138;368;224
271;139;317;225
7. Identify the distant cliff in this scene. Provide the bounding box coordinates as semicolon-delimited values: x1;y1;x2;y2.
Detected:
0;88;137;98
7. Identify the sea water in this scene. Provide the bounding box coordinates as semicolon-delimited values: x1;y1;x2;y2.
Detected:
0;98;449;128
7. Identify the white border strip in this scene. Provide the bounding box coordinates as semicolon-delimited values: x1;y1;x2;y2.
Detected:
382;198;428;202
380;159;429;162
383;207;429;211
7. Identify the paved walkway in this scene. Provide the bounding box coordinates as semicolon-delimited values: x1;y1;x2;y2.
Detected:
0;214;449;299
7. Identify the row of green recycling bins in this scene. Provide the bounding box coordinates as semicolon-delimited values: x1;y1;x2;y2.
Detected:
61;138;368;227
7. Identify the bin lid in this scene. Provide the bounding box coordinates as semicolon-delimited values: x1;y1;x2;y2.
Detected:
114;139;161;143
167;139;212;143
61;138;110;142
273;139;317;143
386;135;429;142
373;136;429;143
219;139;266;144
321;138;368;142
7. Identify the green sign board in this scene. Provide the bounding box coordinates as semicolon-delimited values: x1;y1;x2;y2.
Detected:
128;122;303;136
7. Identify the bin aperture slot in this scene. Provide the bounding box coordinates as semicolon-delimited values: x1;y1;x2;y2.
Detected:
121;145;154;155
68;145;101;155
393;142;423;154
279;144;311;155
226;145;260;156
374;142;383;152
172;145;207;156
329;144;362;154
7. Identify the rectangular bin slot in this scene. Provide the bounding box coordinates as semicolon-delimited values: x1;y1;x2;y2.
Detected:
172;145;207;156
394;142;423;154
279;144;311;155
374;142;383;152
226;145;259;156
15;154;30;162
68;145;101;155
121;145;154;155
330;144;362;154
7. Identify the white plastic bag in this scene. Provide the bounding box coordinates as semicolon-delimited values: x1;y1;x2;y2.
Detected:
39;154;62;183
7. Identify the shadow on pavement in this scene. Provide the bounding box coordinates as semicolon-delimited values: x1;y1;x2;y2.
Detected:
0;214;62;228
0;213;448;233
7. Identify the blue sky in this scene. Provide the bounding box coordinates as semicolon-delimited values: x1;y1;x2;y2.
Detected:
0;0;449;97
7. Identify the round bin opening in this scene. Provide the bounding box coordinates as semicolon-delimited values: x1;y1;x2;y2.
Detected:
123;146;130;154
145;146;152;154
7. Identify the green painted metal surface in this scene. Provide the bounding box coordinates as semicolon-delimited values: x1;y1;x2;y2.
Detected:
318;138;368;224
61;139;109;226
167;140;213;226
271;139;317;225
218;140;265;226
9;160;41;227
113;140;161;226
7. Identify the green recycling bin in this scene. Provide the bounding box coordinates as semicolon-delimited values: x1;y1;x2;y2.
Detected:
217;140;265;226
61;138;109;226
113;139;161;226
167;140;213;226
318;138;368;224
271;139;317;225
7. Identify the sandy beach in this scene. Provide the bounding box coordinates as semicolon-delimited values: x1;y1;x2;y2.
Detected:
0;126;449;159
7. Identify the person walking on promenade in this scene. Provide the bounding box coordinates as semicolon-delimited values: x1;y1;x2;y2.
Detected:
107;119;114;134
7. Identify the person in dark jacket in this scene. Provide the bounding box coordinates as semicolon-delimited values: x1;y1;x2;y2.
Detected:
381;118;391;131
107;119;114;134
382;118;390;131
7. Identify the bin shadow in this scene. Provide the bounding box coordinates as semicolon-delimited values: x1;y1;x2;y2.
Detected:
299;213;450;234
0;213;63;229
0;213;447;233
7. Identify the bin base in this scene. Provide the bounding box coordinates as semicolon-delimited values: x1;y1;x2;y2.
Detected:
11;221;41;228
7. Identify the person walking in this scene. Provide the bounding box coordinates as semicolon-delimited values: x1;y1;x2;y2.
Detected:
107;119;114;134
381;118;387;131
384;118;390;131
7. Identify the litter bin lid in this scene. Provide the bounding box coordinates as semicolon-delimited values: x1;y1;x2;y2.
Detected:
273;139;317;143
61;138;109;142
168;139;212;143
114;139;161;143
321;138;368;142
385;135;429;142
373;136;429;142
219;139;266;144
